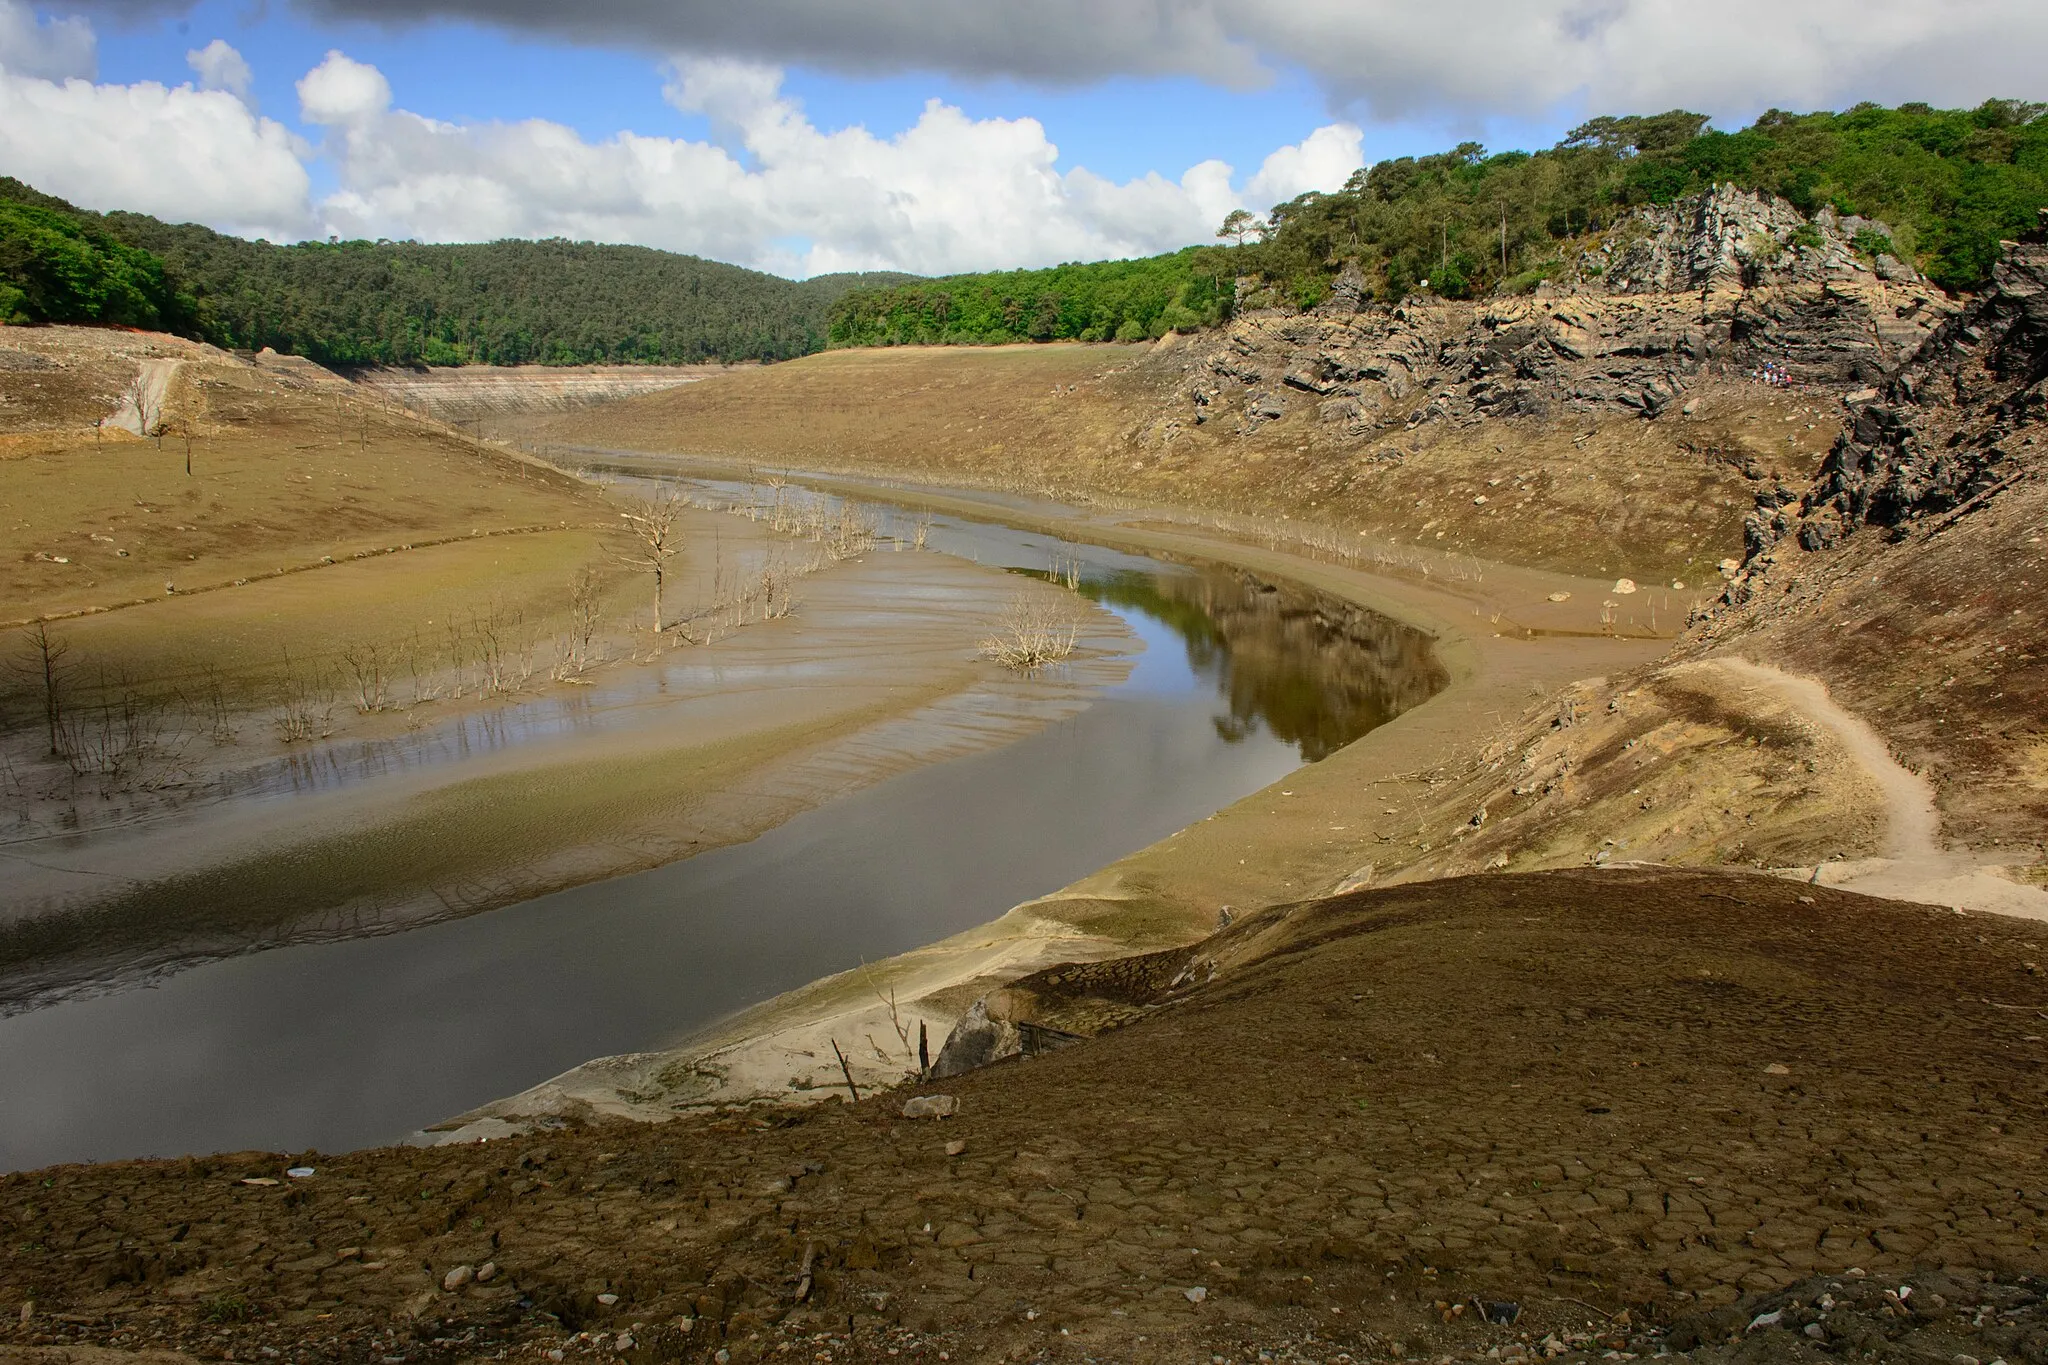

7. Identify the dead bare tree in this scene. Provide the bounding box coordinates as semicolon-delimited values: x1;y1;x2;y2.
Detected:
617;491;686;635
124;372;163;449
168;419;196;476
17;623;71;757
568;567;605;672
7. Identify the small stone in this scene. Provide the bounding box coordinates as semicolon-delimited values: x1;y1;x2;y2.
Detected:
476;1261;498;1283
945;1139;968;1156
901;1094;959;1119
597;1292;620;1306
1612;577;1637;594
240;1177;280;1187
1681;398;1700;415
1671;580;1685;590
1472;495;1488;505
548;1352;565;1362
715;1351;732;1364
1951;1355;1980;1365
1806;1323;1827;1339
1748;1309;1783;1331
1184;1286;1207;1303
1764;1062;1791;1076
1547;591;1571;603
443;1264;475;1291
286;1166;315;1178
614;1335;634;1352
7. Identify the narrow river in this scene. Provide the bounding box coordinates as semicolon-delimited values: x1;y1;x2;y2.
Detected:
0;489;1442;1170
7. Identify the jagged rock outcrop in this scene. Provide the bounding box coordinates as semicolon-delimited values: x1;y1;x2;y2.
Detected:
1735;212;2048;574
1162;186;1952;446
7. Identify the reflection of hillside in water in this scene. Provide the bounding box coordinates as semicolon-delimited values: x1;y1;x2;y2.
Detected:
1081;567;1449;761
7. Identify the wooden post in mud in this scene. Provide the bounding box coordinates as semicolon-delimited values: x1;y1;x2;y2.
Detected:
830;1038;860;1103
918;1021;930;1079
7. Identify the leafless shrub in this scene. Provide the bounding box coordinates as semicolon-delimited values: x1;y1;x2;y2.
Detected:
340;643;392;713
980;590;1084;672
188;662;238;745
567;567;607;674
272;652;335;743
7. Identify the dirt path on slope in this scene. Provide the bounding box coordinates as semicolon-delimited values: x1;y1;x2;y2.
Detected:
1721;658;2048;919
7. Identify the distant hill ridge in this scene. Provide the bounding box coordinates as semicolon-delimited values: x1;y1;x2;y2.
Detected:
0;177;912;367
6;99;2045;364
828;99;2048;346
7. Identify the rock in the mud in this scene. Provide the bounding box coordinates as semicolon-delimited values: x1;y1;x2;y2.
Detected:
931;998;1021;1078
443;1264;475;1291
901;1094;958;1119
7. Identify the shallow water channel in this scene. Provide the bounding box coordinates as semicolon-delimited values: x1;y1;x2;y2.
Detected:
0;491;1443;1171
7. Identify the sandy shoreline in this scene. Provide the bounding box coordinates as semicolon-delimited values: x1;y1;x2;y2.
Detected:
435;462;1678;1136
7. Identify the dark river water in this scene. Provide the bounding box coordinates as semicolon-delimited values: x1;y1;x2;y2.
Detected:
0;492;1442;1170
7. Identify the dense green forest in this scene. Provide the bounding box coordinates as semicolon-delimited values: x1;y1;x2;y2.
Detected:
826;249;1224;347
830;98;2048;343
0;182;202;333
1236;98;2048;307
0;178;910;366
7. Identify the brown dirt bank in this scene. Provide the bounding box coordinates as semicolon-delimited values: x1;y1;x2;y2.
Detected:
520;339;1776;588
2;869;2043;1365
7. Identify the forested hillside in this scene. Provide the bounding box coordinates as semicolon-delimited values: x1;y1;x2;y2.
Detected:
826;249;1226;347
1240;99;2048;307
829;99;2048;344
0;182;201;333
0;178;910;366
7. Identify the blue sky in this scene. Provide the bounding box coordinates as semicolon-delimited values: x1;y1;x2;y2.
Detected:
83;0;1570;204
4;0;2042;277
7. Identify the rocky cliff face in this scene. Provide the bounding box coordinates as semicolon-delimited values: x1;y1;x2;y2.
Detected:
1744;215;2048;563
1690;214;2048;848
1163;185;1953;446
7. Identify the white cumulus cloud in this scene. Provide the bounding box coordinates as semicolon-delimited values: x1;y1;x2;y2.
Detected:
301;53;1354;275
187;38;254;106
0;60;312;236
0;0;93;81
1246;122;1364;208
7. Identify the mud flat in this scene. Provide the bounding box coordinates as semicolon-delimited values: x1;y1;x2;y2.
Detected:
0;477;1464;1167
449;460;1675;1130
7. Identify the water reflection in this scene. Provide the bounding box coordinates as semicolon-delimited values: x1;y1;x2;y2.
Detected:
1055;567;1447;762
